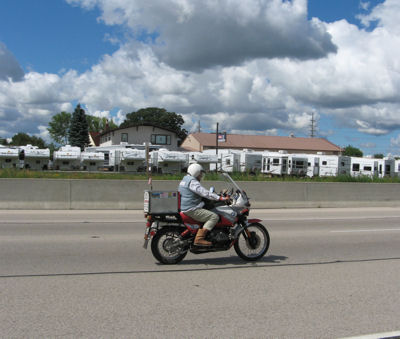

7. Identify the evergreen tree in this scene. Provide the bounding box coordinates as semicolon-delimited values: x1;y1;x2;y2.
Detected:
69;104;90;150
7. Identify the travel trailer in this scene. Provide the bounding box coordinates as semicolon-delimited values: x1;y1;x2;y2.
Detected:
151;149;189;174
261;151;289;176
188;152;218;172
53;145;81;170
239;150;263;173
19;144;50;170
80;151;105;171
220;151;241;173
338;156;383;178
303;153;339;177
0;146;19;169
120;149;146;172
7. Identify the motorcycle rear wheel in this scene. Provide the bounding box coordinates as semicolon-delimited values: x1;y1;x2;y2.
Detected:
234;223;270;261
151;228;188;264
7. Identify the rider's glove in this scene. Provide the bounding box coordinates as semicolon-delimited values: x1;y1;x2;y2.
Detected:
219;195;230;201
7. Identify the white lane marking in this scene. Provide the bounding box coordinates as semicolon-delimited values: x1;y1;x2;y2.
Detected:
331;228;400;233
338;330;400;339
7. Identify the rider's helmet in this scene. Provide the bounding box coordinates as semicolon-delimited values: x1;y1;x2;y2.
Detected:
187;163;205;178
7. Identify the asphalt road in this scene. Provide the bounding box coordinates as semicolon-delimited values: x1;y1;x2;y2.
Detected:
1;208;400;338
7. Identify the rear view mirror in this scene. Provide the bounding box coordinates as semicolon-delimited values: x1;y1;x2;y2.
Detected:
209;186;215;193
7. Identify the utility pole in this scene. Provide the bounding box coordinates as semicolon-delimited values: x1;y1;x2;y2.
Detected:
198;120;201;133
310;113;316;138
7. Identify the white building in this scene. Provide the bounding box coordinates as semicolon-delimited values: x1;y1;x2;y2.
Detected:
99;123;181;151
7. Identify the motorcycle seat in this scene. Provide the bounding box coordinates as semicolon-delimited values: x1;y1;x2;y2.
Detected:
179;212;203;225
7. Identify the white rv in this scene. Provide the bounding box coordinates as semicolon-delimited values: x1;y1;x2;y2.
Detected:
383;158;395;178
85;145;126;171
80;151;105;171
220;151;241;173
19;144;50;170
188;152;218;172
303;154;339;177
0;146;19;169
239;150;263;173
151;149;189;174
120;149;146;172
53;145;81;171
261;151;290;176
287;154;308;176
338;156;382;178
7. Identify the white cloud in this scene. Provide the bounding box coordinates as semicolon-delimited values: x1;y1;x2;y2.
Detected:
67;0;337;70
2;0;400;146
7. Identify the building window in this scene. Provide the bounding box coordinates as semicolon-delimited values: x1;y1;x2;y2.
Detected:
352;164;360;172
363;166;372;171
151;134;171;145
272;158;279;165
322;161;327;165
121;133;128;142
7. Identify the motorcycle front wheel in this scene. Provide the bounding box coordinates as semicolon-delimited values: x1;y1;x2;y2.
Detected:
151;227;188;264
234;223;270;261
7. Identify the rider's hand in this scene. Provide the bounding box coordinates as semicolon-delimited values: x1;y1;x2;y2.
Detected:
219;195;230;202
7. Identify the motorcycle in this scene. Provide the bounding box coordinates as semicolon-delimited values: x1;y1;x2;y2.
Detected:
143;173;270;264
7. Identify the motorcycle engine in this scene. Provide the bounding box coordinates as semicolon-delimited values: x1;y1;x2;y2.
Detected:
209;229;230;245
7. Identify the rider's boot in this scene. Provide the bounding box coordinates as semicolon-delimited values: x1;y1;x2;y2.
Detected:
194;228;212;247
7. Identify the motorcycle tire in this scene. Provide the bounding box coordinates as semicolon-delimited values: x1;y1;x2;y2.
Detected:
151;227;188;264
234;222;270;261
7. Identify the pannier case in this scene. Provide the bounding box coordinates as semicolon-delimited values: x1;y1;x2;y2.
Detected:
144;190;179;214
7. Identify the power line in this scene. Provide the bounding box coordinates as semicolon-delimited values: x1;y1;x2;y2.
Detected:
310;113;316;138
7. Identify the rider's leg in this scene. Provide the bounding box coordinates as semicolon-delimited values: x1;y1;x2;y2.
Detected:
185;209;219;246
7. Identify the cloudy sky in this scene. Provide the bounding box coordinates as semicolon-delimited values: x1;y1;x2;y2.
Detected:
1;0;400;155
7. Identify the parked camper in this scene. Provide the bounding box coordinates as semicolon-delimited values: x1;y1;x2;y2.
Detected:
19;144;50;170
220;151;241;173
239;150;263;173
303;154;339;177
261;151;289;176
85;146;125;171
288;154;308;176
53;145;81;170
338;156;380;178
0;146;19;169
120;149;146;172
188;152;218;172
384;158;395;178
80;151;105;171
151;149;189;174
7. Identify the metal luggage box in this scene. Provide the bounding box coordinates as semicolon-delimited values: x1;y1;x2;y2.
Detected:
144;190;179;214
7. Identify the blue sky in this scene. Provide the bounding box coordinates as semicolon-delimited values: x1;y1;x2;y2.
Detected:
1;0;400;156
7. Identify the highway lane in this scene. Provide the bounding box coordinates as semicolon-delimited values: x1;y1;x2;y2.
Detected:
1;208;400;338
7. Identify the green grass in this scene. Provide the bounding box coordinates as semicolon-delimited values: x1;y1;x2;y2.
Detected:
1;168;400;183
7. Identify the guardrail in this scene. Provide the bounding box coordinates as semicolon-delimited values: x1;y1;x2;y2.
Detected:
1;178;400;209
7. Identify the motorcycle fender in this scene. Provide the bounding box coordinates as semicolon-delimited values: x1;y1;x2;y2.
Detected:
247;218;262;223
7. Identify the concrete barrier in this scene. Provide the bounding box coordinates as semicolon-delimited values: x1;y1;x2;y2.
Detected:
1;178;400;209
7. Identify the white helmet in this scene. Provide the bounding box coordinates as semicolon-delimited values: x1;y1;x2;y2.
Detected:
187;163;204;178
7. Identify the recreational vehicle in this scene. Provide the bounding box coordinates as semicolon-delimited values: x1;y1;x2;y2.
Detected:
220;151;241;173
19;144;50;170
188;152;218;172
120;149;146;172
239;150;263;173
338;156;382;178
287;154;308;176
80;151;105;171
151;149;189;174
53;145;81;171
261;151;289;176
303;153;339;177
0;146;19;169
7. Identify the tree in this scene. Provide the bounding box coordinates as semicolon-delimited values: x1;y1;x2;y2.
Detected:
343;145;363;157
47;111;71;145
86;115;117;133
9;132;46;148
69;104;90;150
0;137;8;145
120;107;188;141
373;153;384;159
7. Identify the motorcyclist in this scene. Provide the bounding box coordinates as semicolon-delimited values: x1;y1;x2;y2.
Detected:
179;163;230;246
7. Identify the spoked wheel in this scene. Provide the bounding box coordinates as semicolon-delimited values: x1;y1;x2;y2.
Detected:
151;228;188;264
234;223;270;261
